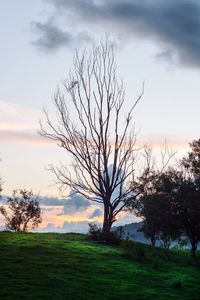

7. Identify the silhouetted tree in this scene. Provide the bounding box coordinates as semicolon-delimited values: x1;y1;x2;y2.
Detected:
181;139;200;178
135;146;200;255
178;139;200;257
0;189;42;232
175;177;200;257
132;169;181;248
130;139;200;255
135;195;160;246
39;39;144;239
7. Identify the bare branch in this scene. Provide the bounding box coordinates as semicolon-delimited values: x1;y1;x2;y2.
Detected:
39;38;144;236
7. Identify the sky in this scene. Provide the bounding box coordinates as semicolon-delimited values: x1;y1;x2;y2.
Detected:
0;0;200;232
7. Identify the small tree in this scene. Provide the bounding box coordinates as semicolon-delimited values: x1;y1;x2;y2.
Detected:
0;189;42;232
136;195;160;246
40;39;144;239
179;139;200;257
131;139;200;255
132;169;181;248
175;176;200;257
181;139;200;178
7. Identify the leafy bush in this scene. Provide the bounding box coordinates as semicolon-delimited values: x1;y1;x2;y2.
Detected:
88;222;103;241
88;223;123;244
107;226;124;244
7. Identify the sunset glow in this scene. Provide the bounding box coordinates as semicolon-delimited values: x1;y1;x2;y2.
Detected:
0;0;199;232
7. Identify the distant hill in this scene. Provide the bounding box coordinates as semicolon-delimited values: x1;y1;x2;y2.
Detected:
118;221;149;244
117;222;200;250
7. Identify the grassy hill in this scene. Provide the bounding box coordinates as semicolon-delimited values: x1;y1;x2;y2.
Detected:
0;232;199;300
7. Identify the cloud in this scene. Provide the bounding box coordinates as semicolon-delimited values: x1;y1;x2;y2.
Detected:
40;220;89;233
39;223;57;232
60;193;91;215
38;0;200;67
40;192;91;215
61;220;89;233
0;100;52;145
31;19;90;52
0;196;7;205
0;129;48;145
0;225;6;231
89;208;102;219
0;100;39;131
36;213;140;233
41;207;55;212
155;49;175;64
40;197;68;206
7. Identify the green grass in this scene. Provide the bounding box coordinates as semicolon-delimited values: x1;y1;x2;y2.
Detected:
0;232;199;299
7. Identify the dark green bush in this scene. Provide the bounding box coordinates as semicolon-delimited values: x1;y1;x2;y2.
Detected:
88;223;123;245
88;222;103;241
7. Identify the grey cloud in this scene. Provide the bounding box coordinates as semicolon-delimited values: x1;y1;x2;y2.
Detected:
39;223;58;232
155;49;175;63
39;197;67;206
61;220;89;233
31;19;90;52
40;193;91;215
89;208;102;219
67;192;91;209
60;193;91;215
40;221;89;233
0;196;8;204
41;207;55;212
32;20;73;51
41;0;200;67
0;225;6;231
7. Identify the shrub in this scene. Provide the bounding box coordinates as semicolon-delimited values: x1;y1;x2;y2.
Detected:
88;223;123;244
88;222;103;241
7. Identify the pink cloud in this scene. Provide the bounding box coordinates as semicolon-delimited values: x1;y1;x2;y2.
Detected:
0;129;54;145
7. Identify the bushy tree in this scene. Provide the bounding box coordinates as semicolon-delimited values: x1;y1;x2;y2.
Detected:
132;138;200;256
0;189;42;232
133;169;181;248
181;139;200;178
135;195;160;246
175;177;200;257
178;139;200;257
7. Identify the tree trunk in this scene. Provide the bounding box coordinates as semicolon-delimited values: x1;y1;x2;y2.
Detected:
102;204;113;240
150;237;156;246
191;241;197;258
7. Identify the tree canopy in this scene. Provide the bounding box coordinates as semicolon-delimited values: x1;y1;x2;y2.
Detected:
131;139;200;256
0;189;42;232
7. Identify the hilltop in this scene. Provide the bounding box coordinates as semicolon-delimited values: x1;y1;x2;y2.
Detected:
0;232;199;299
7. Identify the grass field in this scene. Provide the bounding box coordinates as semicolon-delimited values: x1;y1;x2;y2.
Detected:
0;232;199;299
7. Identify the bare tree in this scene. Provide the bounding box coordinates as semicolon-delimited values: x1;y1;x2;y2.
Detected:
40;39;144;238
